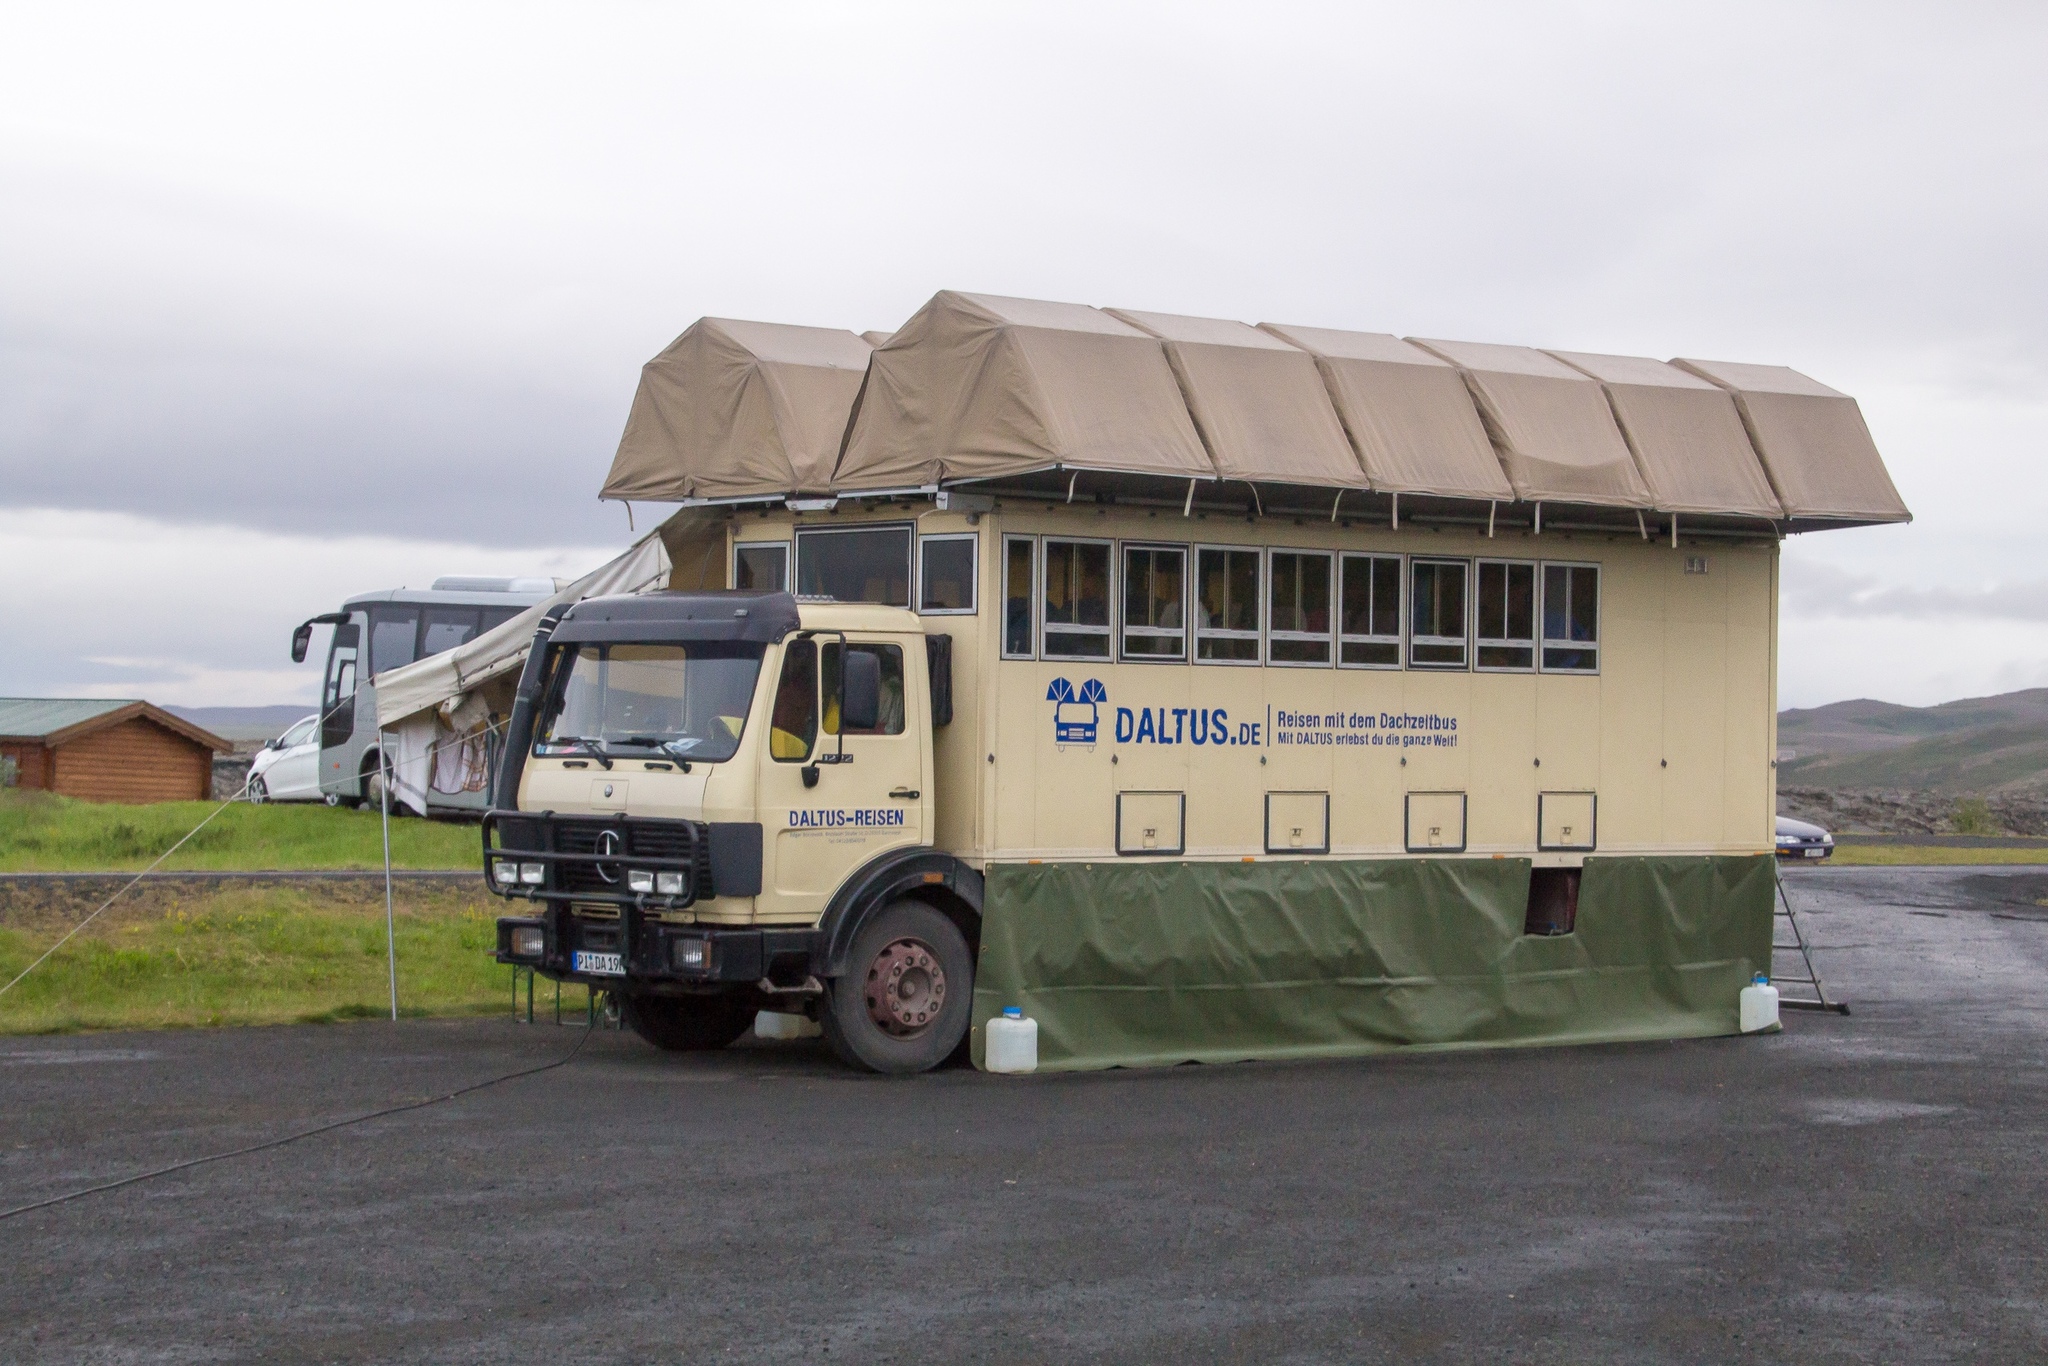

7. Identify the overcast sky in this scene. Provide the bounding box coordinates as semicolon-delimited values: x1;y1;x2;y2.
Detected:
3;1;2044;712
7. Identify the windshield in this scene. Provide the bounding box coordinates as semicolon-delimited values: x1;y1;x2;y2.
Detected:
534;642;764;763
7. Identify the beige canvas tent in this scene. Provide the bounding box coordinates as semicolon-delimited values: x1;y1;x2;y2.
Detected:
1256;324;1515;503
602;318;873;502
1547;351;1784;520
1672;359;1910;524
1104;310;1365;489
834;291;1216;491
1410;339;1654;509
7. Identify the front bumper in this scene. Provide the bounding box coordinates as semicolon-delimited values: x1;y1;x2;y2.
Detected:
495;906;818;989
1776;839;1834;860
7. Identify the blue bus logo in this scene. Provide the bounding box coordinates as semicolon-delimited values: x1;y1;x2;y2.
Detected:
1047;677;1108;746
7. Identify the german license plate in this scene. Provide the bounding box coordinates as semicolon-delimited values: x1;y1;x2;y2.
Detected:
1805;848;1826;858
572;950;624;976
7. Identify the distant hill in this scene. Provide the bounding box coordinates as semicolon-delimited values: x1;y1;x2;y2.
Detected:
1779;688;2048;795
166;704;315;743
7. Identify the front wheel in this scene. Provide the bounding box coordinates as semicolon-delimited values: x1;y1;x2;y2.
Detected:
247;774;268;804
822;900;973;1075
620;993;755;1051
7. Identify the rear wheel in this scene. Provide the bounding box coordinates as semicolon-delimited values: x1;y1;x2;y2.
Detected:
822;900;973;1075
620;993;755;1052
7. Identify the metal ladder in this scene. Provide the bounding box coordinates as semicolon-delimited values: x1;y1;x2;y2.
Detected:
1773;868;1850;1014
511;967;620;1028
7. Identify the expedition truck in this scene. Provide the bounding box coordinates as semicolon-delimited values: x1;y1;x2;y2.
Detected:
487;590;972;1073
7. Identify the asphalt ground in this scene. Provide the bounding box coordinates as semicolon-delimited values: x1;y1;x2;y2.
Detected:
3;866;2044;1364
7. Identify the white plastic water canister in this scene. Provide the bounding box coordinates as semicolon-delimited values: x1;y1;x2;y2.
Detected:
985;1006;1038;1073
754;1010;821;1041
1740;975;1781;1034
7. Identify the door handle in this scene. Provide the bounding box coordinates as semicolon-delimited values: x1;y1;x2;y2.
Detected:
889;787;920;800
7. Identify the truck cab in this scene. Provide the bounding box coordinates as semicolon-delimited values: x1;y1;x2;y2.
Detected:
487;590;980;1073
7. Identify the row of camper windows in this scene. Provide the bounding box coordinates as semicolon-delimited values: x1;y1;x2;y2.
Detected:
1004;537;1600;673
731;525;1598;673
733;527;977;616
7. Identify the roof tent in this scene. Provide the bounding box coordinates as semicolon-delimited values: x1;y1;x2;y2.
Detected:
1547;351;1785;520
1671;359;1910;526
602;318;873;501
1410;338;1653;510
1103;310;1365;489
1256;324;1514;503
833;291;1214;492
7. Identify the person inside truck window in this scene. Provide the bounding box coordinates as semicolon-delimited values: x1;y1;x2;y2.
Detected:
822;643;906;736
769;640;818;760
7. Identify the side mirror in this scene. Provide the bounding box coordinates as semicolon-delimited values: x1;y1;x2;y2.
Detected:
841;650;881;732
291;623;314;664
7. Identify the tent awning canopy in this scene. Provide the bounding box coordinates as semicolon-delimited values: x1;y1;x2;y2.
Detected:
833;291;1215;492
1104;310;1366;489
1256;324;1514;502
1410;338;1653;509
1547;350;1785;520
601;318;873;502
600;289;1908;534
1671;359;1910;524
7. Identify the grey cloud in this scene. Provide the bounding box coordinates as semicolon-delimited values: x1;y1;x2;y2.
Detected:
1784;561;2048;624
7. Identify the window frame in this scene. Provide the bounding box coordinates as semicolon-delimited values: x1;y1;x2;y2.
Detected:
1118;541;1189;664
1039;534;1116;662
1407;556;1472;671
1473;557;1538;674
915;532;979;616
792;522;914;607
1193;543;1264;667
1265;547;1337;669
1539;560;1602;675
1337;551;1404;671
1001;534;1037;661
731;540;792;593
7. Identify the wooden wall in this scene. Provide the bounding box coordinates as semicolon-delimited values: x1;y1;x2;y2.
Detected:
2;741;51;790
49;719;214;803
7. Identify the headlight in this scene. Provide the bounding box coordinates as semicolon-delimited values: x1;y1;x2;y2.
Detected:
626;869;655;893
519;862;545;886
672;937;708;972
492;859;519;886
655;871;684;896
510;926;545;957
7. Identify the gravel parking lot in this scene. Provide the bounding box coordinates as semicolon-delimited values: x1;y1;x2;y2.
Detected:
4;866;2045;1364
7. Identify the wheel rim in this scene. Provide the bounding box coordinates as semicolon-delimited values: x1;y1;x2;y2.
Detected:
863;936;947;1039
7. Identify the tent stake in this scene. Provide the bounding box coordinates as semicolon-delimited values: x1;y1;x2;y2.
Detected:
1185;479;1197;517
1487;501;1496;538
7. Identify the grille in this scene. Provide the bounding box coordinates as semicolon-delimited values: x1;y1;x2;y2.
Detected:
548;818;705;898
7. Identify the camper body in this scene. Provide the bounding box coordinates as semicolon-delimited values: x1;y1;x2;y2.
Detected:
489;501;1781;1072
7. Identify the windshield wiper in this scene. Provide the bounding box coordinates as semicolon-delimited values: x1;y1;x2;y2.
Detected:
619;735;697;769
555;736;614;769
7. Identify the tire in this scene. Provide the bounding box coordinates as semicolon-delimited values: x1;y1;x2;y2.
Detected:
248;774;268;804
620;993;755;1052
361;752;402;815
822;899;973;1075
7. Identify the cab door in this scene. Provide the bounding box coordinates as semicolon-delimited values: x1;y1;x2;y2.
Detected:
754;635;929;926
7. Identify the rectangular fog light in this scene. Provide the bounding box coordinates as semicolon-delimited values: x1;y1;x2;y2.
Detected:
655;872;684;896
626;869;655;893
672;938;708;973
510;926;545;958
518;862;545;886
492;859;519;886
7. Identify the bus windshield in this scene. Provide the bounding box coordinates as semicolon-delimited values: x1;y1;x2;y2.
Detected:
534;642;764;763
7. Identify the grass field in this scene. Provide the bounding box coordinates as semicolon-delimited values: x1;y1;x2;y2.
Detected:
1826;843;2048;866
0;790;480;873
0;884;527;1034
